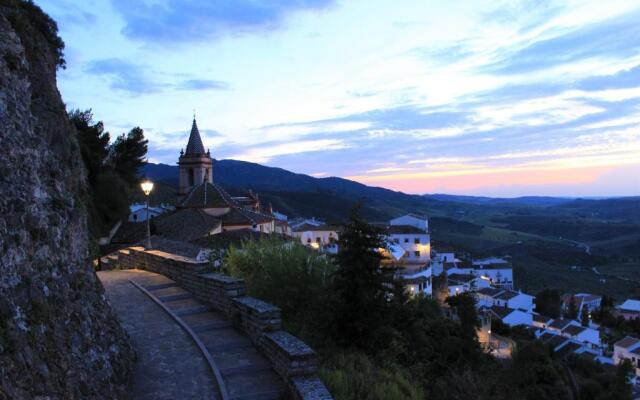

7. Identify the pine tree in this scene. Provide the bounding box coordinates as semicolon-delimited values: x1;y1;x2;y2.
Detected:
328;206;391;350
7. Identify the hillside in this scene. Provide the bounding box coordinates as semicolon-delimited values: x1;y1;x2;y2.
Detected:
142;162;640;298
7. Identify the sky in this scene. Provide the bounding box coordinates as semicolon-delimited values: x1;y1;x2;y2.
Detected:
37;0;640;197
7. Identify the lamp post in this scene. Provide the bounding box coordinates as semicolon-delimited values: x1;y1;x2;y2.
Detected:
140;180;154;249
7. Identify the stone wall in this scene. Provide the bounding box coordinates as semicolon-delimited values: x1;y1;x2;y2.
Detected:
0;2;135;398
117;247;333;400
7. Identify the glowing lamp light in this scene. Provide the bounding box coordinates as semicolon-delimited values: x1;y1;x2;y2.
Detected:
140;180;154;196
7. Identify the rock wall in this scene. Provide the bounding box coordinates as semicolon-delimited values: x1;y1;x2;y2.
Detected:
0;2;135;398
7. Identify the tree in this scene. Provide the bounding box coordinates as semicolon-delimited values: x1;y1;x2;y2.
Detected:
109;127;148;186
328;206;391;350
69;110;147;236
447;292;480;341
581;307;590;327
535;289;561;318
566;296;578;320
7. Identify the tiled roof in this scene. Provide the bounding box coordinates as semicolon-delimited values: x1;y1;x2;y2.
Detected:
185;118;205;155
448;273;475;283
562;325;586;336
533;314;553;323
149;236;203;259
549;318;573;330
487;305;513;319
477;287;504;297
155;208;221;242
556;341;582;356
292;223;340;232
614;336;640;349
386;225;426;234
191;228;273;249
495;290;520;300
179;182;236;209
220;207;274;226
547;334;569;349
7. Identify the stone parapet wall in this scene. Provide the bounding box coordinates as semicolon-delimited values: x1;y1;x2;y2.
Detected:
116;247;332;400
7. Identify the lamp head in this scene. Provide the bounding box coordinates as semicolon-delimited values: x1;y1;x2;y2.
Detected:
140;180;154;196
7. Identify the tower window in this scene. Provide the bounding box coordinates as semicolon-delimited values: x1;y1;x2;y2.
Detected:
188;168;194;186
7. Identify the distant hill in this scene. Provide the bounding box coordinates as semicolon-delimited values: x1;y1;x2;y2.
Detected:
425;194;575;206
141;161;640;297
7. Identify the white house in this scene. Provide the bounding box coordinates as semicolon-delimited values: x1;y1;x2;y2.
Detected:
472;257;513;289
615;299;640;320
561;324;601;349
613;336;640;378
561;293;602;319
389;213;428;232
476;288;534;312
447;273;490;296
128;203;171;222
400;266;432;297
532;314;554;330
484;306;533;327
385;224;431;265
547;318;580;334
293;223;339;252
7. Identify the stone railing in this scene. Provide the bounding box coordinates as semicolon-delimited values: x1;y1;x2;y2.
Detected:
116;246;332;400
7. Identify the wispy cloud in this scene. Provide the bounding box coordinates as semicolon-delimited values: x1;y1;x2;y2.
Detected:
111;0;335;44
85;58;230;95
230;139;347;163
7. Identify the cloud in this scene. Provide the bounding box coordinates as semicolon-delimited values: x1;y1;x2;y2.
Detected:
111;0;335;44
85;58;229;94
86;58;162;94
485;11;640;74
176;79;230;91
230;139;347;163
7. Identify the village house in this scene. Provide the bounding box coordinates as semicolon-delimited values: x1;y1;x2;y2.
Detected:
483;305;533;327
561;293;602;319
613;336;640;378
476;287;534;312
614;299;640;320
472;257;514;289
292;224;340;253
128;203;173;222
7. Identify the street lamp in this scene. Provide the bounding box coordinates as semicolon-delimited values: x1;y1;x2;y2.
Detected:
140;180;154;249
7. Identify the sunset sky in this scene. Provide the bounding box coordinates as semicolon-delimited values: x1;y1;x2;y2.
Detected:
38;0;640;197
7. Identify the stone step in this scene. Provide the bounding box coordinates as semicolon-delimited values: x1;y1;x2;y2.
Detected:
150;285;190;298
163;297;204;312
191;320;232;333
181;311;227;327
144;282;179;291
206;341;254;353
158;293;193;302
199;328;251;349
210;345;271;374
225;369;287;400
230;388;286;400
219;361;272;377
174;306;210;317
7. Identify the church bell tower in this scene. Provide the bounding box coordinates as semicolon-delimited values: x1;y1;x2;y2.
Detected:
178;117;213;195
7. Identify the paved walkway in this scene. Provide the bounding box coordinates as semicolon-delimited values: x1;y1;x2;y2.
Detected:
98;269;220;400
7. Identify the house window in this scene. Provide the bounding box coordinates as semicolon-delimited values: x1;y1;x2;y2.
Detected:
404;238;409;243
307;238;311;243
316;237;321;243
133;214;137;221
414;238;420;244
414;251;420;257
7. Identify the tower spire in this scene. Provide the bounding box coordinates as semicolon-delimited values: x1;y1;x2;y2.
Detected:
184;115;205;155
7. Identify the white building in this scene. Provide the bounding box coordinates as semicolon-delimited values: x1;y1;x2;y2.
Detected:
389;213;428;232
484;306;533;327
615;299;640;320
561;324;601;349
561;293;602;319
128;203;172;222
293;223;339;253
613;336;640;378
476;287;534;312
386;224;431;265
472;257;513;289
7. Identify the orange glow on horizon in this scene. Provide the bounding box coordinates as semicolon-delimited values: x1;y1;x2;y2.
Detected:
348;165;615;194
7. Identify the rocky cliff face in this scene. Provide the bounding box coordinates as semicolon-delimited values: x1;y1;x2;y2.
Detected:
0;2;135;398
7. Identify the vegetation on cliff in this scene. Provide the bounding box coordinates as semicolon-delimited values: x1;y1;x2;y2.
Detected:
69;109;148;237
